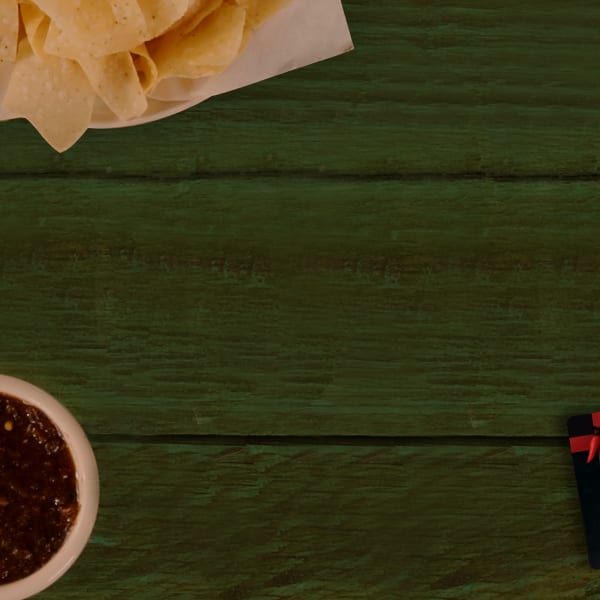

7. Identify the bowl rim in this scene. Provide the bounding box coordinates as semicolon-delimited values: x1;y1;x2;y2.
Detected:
0;375;99;600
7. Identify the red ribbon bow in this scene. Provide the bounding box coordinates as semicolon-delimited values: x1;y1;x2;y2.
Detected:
570;413;600;463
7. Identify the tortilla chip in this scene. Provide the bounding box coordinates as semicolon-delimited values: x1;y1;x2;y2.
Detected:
0;0;19;64
131;44;159;92
2;40;94;152
34;0;148;57
150;2;246;80
78;51;148;121
174;0;224;36
44;20;78;60
139;0;190;38
20;3;49;57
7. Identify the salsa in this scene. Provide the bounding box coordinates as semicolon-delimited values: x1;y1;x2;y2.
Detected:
0;393;79;584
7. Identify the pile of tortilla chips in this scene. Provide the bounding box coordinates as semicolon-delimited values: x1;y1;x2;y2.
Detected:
0;0;285;151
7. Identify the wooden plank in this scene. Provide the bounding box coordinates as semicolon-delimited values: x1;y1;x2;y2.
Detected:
0;179;599;435
37;442;589;599
3;1;600;175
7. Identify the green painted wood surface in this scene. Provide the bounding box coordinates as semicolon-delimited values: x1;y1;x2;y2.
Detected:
38;443;591;599
0;185;598;435
2;0;600;597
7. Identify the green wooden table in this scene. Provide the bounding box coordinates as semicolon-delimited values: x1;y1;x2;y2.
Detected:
2;1;600;597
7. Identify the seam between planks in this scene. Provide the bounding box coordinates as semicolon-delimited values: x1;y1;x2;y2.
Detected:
3;172;600;183
88;433;568;447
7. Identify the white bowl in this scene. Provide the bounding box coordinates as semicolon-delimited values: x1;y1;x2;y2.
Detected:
0;375;99;600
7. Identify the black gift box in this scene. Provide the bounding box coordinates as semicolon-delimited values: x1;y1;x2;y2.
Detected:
568;412;600;568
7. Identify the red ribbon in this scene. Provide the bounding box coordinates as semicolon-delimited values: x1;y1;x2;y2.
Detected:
570;412;600;462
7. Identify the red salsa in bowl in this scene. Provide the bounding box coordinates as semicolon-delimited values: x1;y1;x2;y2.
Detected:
0;393;80;584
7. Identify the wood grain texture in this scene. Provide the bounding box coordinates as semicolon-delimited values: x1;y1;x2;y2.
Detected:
0;184;597;435
4;1;600;175
3;1;600;598
35;442;590;600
